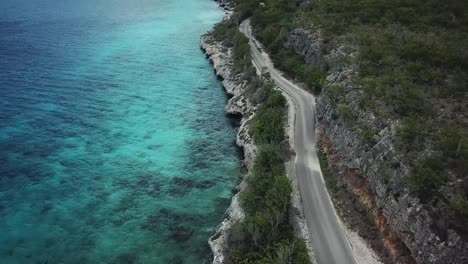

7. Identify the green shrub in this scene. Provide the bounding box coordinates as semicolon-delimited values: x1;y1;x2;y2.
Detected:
212;19;237;45
362;126;377;146
325;85;345;102
392;85;426;115
438;127;468;159
266;89;286;108
252;107;285;145
233;33;252;74
397;118;426;151
265;175;291;216
449;195;468;229
407;157;446;201
224;57;310;264
337;103;357;124
292;240;311;264
252;87;287;145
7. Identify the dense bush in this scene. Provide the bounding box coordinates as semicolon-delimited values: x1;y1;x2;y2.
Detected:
450;195;468;233
232;33;251;74
252;89;286;145
397;118;427;152
233;80;309;263
407;157;446;201
438;128;468;161
211;18;238;46
337;103;357;124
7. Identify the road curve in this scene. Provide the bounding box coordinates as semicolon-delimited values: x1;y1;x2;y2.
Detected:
240;19;357;264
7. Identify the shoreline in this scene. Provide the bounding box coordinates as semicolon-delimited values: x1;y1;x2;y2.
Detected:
200;10;256;263
200;36;255;264
200;2;315;263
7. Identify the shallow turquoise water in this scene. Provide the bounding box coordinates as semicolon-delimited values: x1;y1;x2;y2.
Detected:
0;0;239;263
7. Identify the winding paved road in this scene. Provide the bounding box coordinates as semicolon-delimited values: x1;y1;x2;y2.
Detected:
240;19;357;264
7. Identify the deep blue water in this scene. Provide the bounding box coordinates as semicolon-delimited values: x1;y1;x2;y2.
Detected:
0;0;239;263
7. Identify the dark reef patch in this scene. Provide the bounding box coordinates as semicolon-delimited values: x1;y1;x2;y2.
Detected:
172;177;216;190
114;172;164;195
115;252;138;264
142;208;207;236
170;226;194;242
111;214;132;227
169;255;184;264
40;202;53;215
168;176;216;196
113;194;138;214
147;143;162;150
184;138;229;172
167;184;191;197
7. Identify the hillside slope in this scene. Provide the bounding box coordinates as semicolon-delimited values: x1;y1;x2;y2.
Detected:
233;0;468;263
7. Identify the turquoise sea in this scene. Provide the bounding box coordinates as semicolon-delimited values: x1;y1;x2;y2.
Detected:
0;0;239;263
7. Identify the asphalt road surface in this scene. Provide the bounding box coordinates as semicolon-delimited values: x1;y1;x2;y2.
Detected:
240;19;357;264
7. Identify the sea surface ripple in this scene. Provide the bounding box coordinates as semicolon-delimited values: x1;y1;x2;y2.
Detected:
0;0;238;263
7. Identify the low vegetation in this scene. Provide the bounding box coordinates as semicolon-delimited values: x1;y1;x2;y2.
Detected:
211;18;310;263
232;0;468;235
236;0;328;94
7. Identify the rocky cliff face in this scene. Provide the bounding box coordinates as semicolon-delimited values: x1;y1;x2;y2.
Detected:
201;32;257;264
216;0;235;11
287;28;468;263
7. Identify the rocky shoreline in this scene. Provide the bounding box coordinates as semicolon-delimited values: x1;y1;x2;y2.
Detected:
200;27;256;264
200;4;316;263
